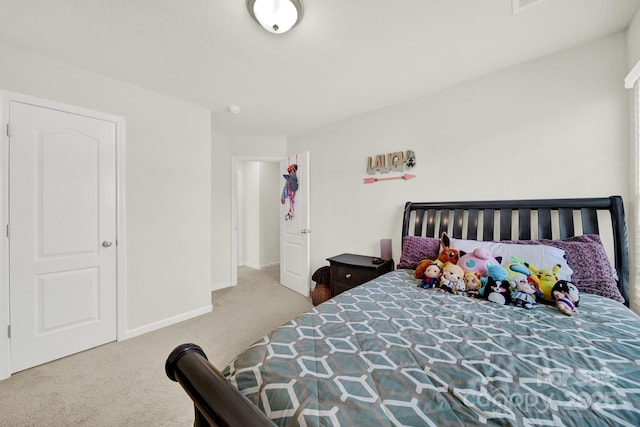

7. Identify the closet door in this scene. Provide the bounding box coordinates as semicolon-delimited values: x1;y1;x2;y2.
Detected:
9;100;117;372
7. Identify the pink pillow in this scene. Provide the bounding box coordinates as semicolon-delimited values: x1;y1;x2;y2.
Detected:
397;236;440;269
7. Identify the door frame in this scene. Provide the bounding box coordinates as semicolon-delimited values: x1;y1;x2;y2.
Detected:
0;91;127;380
230;156;285;286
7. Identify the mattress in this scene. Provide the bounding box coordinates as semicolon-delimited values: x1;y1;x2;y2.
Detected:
223;269;640;426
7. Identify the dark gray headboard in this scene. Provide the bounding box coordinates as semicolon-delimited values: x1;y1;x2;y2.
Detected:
402;196;629;306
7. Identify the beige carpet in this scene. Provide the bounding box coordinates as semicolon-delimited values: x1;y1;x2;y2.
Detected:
0;266;312;426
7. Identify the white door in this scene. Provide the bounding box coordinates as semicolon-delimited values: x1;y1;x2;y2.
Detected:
280;152;310;297
9;101;117;372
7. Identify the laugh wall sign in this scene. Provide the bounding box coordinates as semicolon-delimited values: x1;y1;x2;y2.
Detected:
363;150;416;184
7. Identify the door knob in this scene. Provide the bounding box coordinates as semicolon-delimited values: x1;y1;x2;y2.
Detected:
102;240;113;247
301;229;310;234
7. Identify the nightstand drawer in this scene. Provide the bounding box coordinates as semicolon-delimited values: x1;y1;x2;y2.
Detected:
332;264;380;286
327;253;394;297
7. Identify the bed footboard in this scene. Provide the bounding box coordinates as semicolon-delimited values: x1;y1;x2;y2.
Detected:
165;344;276;427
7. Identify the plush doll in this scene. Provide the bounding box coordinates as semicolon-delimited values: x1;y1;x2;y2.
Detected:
486;262;509;282
437;262;465;294
510;274;540;309
505;256;531;282
484;262;512;305
564;280;580;308
552;280;580;315
486;280;512;305
416;259;439;279
478;262;507;298
525;263;562;302
437;232;461;265
462;272;482;298
417;260;443;289
553;288;577;316
457;247;502;277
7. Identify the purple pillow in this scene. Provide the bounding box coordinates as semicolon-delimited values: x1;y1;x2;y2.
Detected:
502;235;624;303
397;236;440;269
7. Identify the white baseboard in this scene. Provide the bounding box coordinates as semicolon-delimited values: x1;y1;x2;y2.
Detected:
122;304;212;340
263;262;280;269
245;262;280;270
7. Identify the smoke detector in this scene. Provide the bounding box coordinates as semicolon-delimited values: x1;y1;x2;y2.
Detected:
512;0;544;14
228;104;242;114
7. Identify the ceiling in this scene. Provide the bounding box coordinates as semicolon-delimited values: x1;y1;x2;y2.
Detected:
0;0;638;137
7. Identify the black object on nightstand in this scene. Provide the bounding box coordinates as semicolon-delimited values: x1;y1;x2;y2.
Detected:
327;253;394;297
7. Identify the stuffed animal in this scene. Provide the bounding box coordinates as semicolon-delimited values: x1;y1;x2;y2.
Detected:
564;281;580;307
510;274;540;309
462;272;482;298
525;263;562;302
486;279;512;305
484;262;512;305
416;259;439;279
554;289;577;316
417;260;443;289
437;232;461;265
436;262;465;294
555;280;580;307
457;247;502;277
505;256;531;282
552;280;580;315
486;262;509;282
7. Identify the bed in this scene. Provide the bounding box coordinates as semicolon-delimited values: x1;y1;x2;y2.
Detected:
166;196;639;426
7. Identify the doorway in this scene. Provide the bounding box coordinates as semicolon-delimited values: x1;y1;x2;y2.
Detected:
231;158;282;285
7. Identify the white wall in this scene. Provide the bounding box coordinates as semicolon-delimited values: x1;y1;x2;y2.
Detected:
628;6;640;69
237;161;281;269
0;43;212;336
289;33;631;290
259;162;281;266
627;10;640;314
243;162;261;266
212;129;233;288
237;161;248;266
211;135;286;288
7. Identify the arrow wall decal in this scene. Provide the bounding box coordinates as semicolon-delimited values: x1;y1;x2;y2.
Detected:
363;174;416;184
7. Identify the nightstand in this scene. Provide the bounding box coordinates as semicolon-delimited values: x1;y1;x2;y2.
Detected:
327;253;394;297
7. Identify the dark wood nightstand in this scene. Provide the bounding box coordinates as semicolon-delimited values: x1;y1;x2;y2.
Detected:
327;253;394;297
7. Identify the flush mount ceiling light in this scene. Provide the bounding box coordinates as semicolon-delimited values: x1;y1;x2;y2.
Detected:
247;0;303;34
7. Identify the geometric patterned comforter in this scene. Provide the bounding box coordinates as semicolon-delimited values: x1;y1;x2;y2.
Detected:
223;269;640;426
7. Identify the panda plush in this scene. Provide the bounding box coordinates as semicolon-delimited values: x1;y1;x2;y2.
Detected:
486;278;512;305
484;262;512;305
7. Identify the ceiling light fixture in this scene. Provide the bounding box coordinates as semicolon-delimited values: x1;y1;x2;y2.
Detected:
247;0;303;34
